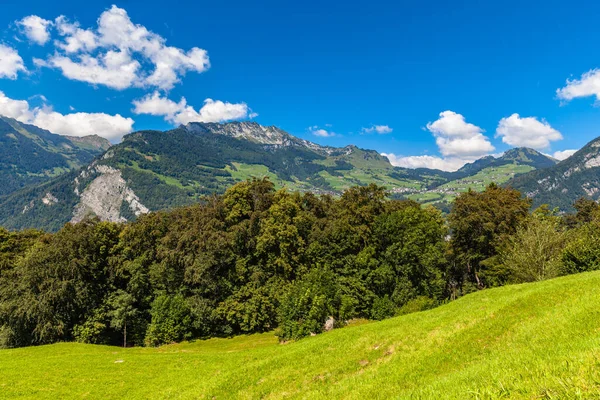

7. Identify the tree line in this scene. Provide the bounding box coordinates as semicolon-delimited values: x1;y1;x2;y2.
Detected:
1;179;599;348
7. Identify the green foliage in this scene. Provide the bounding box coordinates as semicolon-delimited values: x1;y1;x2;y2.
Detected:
508;138;600;212
73;306;110;345
108;290;139;347
494;212;568;283
0;219;121;347
277;268;339;340
3;272;600;398
3;177;600;349
561;219;600;274
448;184;531;292
145;294;192;346
397;296;439;316
370;295;396;320
0;116;109;197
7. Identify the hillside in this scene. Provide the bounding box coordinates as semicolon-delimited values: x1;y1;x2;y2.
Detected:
403;147;556;207
508;137;600;211
0;116;111;197
0;120;559;231
1;271;599;399
0;122;448;231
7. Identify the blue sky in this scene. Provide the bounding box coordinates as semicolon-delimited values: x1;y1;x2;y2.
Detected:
2;0;600;170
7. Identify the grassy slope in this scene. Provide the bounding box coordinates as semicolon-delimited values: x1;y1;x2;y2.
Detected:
2;272;600;399
407;164;536;205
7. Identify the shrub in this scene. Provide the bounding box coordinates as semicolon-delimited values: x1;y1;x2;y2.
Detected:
562;221;600;274
145;294;192;347
397;296;438;316
277;268;339;340
370;295;396;320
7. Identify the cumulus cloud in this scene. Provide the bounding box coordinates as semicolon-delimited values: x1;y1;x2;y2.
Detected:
0;91;134;141
381;111;494;171
426;111;495;158
0;44;26;79
54;16;98;53
17;15;53;45
308;126;335;137
553;149;577;161
362;125;393;134
556;69;600;102
132;91;254;125
496;113;562;149
32;109;134;141
382;153;467;172
0;91;34;122
29;5;210;90
49;51;141;91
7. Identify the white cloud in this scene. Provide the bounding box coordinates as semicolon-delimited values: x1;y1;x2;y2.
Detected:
382;111;493;172
362;125;393;134
308;125;335;137
0;44;26;79
32;109;134;141
39;6;210;90
132;91;254;125
0;91;134;141
557;69;600;102
426;111;494;158
553;149;577;161
49;51;141;90
0;91;34;122
17;15;53;45
382;153;467;172
54;16;99;53
496;113;562;149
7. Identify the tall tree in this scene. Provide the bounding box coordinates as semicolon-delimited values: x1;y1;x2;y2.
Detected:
448;184;531;292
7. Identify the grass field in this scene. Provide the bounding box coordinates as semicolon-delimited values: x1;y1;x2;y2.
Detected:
2;272;600;399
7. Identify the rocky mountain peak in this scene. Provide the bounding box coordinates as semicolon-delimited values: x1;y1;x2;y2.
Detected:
183;121;290;145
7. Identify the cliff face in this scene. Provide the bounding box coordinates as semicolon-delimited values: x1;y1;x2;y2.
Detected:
71;165;149;224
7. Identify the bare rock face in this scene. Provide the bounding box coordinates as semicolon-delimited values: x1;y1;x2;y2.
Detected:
41;192;58;205
71;165;149;224
324;316;335;332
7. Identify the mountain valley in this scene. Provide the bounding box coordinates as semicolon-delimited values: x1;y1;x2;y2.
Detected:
0;118;596;231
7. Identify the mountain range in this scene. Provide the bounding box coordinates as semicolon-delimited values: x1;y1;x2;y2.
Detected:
0;116;595;231
0;116;110;197
509;137;600;210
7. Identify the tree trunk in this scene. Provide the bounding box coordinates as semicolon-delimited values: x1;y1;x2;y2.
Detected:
124;320;127;348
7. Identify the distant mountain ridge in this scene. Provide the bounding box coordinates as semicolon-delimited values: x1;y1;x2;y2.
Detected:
0;115;110;197
454;147;557;178
0;120;562;231
508;137;600;211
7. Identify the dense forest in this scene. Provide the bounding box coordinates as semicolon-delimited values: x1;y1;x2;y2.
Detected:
1;178;599;349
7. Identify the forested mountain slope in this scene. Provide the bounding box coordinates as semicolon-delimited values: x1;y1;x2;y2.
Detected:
403;147;557;208
0;120;559;231
0;122;447;231
0;116;110;197
508;136;600;211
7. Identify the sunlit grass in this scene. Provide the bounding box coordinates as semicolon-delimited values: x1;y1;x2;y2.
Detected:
2;271;600;399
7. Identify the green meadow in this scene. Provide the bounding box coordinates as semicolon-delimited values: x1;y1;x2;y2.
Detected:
2;271;600;399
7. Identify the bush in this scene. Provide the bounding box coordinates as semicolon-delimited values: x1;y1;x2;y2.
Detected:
145;294;192;347
73;307;110;345
562;221;600;274
277;268;339;340
397;296;438;316
495;215;568;283
370;295;396;320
